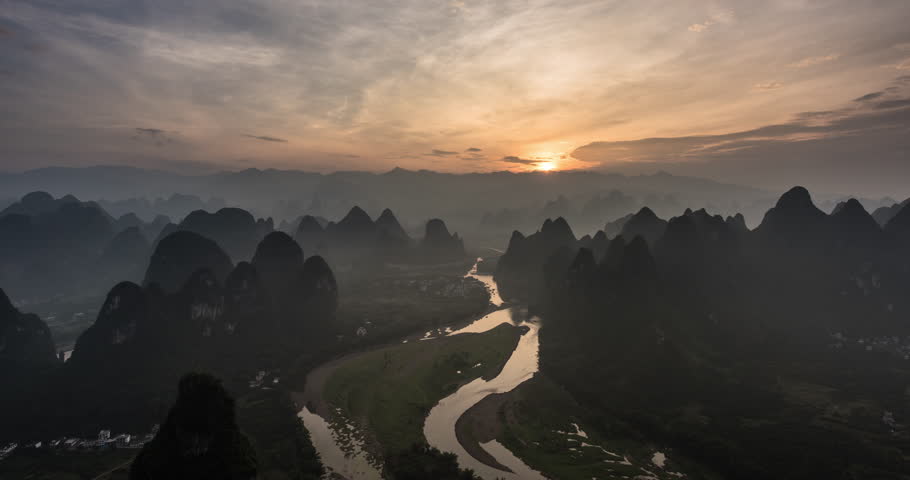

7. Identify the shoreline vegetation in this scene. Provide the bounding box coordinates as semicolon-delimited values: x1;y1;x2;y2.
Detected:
303;323;521;457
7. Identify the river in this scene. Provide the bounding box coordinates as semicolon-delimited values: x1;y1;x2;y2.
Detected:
299;260;545;480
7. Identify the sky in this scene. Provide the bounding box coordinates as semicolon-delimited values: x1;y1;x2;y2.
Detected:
1;0;909;195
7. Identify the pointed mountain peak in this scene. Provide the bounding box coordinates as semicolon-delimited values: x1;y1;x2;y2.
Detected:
541;218;553;231
334;206;375;235
621;208;667;246
424;218;452;239
757;186;826;237
832;198;866;216
378;208;398;221
376;208;405;230
541;216;576;240
507;230;526;251
297;215;324;233
342;206;372;223
725;213;748;232
634;206;658;219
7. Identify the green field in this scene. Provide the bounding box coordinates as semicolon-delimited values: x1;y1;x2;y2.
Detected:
324;324;521;454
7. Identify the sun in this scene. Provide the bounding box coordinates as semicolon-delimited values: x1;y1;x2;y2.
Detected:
536;161;556;172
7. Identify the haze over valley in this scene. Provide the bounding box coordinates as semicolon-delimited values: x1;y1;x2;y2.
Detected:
2;1;910;479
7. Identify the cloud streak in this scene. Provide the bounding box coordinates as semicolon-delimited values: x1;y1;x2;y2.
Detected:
243;134;288;143
790;54;839;68
426;149;458;157
573;77;910;196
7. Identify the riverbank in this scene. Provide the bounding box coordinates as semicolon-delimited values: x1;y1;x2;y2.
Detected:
319;323;522;454
457;374;699;480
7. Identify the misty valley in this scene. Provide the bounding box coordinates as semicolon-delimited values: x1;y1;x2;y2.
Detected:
2;179;910;480
3;2;910;478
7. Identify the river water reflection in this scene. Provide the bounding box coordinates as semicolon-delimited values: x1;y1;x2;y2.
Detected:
422;265;546;480
298;260;543;479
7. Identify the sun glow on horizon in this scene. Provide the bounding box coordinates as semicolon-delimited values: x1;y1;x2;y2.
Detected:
535;161;556;172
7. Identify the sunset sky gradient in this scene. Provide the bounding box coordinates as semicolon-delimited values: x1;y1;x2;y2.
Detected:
1;0;909;193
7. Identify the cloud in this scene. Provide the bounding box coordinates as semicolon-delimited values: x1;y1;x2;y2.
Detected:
243;134;288;143
688;10;734;33
572;78;910;196
132;127;177;147
465;147;482;152
753;82;783;91
854;92;884;102
885;58;910;70
790;54;839;68
426;149;458;157
135;128;166;136
501;155;539;165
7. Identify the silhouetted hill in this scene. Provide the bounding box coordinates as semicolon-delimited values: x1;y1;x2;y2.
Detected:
300;255;339;317
330;206;375;239
292;206;461;267
130;373;257;480
620;207;667;246
67;281;151;368
829;198;882;249
0;191;80;217
376;208;412;248
754;186;827;246
113;212;144;233
143;231;234;293
494;216;582;301
872;197;910;226
421;218;465;261
0;193;116;300
177;207;272;261
294;215;326;253
251;232;305;311
0;287;57;371
98;226;152;284
0;191;178;302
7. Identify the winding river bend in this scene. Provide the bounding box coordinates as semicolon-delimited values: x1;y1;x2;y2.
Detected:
299;260;544;479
